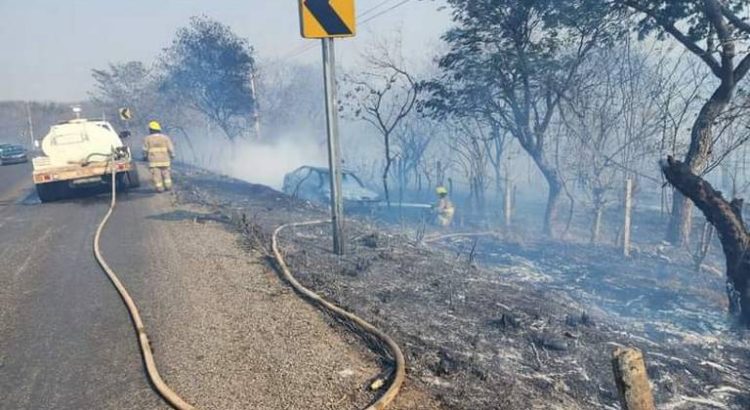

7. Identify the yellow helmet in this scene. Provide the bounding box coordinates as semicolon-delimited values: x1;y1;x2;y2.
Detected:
436;186;449;196
148;121;162;132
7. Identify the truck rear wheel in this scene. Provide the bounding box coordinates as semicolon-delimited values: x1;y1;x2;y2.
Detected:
127;167;140;188
115;168;141;191
36;182;63;202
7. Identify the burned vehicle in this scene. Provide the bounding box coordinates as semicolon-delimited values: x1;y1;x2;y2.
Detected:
282;166;380;206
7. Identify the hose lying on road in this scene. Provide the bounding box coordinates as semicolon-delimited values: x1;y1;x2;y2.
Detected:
94;159;195;410
271;220;406;410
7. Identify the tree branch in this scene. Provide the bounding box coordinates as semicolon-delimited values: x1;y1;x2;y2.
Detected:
622;0;723;77
661;155;748;256
720;3;750;34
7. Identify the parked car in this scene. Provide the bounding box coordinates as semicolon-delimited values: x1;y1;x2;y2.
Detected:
0;144;28;165
282;166;380;205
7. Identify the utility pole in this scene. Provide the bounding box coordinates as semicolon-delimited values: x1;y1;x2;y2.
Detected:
25;102;35;148
250;70;262;140
322;37;345;255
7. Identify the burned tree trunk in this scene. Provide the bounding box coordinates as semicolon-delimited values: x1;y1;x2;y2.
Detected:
383;131;393;208
540;166;563;238
661;156;750;326
591;206;604;243
666;192;694;246
591;187;606;244
692;221;715;272
665;91;731;246
523;150;563;237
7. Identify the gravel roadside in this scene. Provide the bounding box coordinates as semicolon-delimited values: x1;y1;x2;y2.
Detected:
104;179;439;409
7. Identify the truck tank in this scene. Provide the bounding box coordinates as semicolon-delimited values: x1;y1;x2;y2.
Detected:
39;119;125;167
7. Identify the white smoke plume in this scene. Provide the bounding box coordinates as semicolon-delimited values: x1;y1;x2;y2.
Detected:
179;131;328;190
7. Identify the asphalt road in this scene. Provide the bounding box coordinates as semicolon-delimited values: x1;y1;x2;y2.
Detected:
0;162;167;409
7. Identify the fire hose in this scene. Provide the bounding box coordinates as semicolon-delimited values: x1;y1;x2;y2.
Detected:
271;220;405;410
93;153;195;409
94;149;402;409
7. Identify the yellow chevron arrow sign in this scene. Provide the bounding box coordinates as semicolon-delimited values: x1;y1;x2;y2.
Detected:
299;0;356;39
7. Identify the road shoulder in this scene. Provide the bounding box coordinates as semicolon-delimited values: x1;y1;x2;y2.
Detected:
105;187;425;409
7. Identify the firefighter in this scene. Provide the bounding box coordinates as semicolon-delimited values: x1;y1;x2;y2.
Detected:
142;121;175;193
434;186;455;227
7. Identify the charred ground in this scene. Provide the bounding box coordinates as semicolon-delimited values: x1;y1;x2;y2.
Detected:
175;166;749;410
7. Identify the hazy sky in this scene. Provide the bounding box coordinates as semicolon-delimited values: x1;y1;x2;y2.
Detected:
0;0;450;102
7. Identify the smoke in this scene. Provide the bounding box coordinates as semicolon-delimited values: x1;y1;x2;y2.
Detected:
179;131;328;190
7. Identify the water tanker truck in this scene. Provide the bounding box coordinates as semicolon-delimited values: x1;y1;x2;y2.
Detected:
32;118;139;202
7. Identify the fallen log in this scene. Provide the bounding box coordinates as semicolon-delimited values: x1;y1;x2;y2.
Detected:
611;347;655;410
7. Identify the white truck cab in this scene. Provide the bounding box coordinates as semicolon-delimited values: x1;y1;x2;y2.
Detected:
32;118;139;202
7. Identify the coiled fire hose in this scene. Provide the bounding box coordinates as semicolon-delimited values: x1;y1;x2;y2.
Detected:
271;220;406;410
93;155;195;409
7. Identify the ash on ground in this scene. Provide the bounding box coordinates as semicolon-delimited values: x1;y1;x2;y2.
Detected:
175;167;749;410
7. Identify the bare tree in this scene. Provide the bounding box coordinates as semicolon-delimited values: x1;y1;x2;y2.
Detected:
560;43;663;243
343;40;420;206
393;120;432;197
449;118;491;216
481;116;513;223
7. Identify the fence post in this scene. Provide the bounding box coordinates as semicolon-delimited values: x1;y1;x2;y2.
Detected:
504;177;513;229
624;178;633;257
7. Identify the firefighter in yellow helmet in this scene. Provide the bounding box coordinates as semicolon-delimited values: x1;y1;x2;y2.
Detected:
142;121;175;193
434;186;455;227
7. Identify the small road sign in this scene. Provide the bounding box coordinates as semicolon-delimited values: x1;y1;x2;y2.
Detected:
119;108;133;121
299;0;356;39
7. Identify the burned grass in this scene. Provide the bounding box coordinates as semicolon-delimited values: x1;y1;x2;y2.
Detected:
174;166;749;409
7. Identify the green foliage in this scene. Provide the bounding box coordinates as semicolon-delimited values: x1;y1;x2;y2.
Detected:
160;16;256;140
427;0;616;133
616;0;750;42
426;0;621;235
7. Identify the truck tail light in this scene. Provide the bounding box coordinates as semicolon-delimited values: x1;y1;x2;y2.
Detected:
34;174;52;183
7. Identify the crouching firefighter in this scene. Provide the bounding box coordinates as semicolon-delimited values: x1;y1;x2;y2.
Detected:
142;121;175;193
434;186;455;227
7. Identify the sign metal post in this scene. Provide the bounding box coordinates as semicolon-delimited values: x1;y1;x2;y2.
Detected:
321;38;345;254
299;0;355;255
